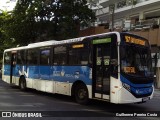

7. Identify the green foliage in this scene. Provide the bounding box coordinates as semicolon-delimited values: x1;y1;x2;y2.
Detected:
133;0;137;5
51;0;96;40
0;0;95;46
0;10;15;60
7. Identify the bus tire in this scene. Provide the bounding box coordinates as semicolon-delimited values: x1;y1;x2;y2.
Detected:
75;83;89;105
19;77;26;91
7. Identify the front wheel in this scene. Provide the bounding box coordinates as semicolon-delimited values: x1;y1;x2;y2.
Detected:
75;83;89;105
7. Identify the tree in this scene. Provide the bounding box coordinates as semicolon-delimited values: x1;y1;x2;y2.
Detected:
1;0;95;46
8;0;38;45
54;0;96;40
0;10;15;61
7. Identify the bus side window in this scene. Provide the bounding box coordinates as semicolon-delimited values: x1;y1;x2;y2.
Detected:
110;36;118;79
69;44;89;65
27;49;38;65
53;46;67;65
4;52;11;65
40;49;50;65
17;50;26;65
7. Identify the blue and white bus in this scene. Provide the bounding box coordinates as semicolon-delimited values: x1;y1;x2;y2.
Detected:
2;32;154;104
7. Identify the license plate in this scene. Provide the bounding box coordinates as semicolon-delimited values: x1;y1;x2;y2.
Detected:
142;97;149;102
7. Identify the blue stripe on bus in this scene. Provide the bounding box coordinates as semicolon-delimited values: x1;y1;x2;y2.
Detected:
130;86;153;95
120;75;153;95
120;75;153;88
4;65;11;75
4;65;92;85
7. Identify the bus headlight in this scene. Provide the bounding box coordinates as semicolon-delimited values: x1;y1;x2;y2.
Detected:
122;83;130;91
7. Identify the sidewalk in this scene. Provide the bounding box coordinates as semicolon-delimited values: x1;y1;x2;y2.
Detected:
154;89;160;99
155;88;160;91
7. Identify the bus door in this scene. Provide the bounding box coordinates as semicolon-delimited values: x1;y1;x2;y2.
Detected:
10;52;17;84
93;42;111;99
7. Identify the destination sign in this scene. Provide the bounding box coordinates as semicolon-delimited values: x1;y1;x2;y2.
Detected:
123;67;135;73
93;38;111;44
72;44;84;48
125;36;145;46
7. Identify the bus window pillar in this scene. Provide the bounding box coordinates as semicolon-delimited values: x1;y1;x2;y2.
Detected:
156;53;160;88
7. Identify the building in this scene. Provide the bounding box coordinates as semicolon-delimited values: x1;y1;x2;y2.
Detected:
88;0;160;30
84;0;160;88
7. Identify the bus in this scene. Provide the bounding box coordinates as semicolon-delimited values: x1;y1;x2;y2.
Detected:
2;32;154;104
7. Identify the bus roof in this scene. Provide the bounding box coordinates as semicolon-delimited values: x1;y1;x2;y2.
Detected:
4;32;120;52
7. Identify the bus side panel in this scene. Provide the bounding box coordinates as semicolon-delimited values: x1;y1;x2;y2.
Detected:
52;66;91;84
28;66;39;79
37;66;52;92
110;76;121;103
26;66;39;88
7;64;93;97
39;66;52;80
52;66;92;96
3;64;11;83
12;65;23;85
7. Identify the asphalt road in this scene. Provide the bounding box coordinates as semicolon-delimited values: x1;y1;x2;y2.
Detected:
0;79;160;120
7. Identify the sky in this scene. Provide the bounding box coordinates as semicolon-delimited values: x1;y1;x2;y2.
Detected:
0;0;17;11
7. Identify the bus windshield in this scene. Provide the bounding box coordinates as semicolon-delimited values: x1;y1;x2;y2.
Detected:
120;44;153;77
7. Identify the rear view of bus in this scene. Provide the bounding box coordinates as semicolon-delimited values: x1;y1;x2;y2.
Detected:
119;33;154;103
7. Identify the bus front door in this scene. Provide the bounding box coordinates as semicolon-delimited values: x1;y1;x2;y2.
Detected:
93;43;111;100
10;52;17;84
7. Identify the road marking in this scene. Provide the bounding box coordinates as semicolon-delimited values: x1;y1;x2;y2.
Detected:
57;101;79;105
0;103;33;107
82;108;114;116
82;108;104;112
1;95;13;99
0;103;45;107
19;94;35;96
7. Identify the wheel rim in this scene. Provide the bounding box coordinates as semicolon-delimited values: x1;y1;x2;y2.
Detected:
78;88;87;100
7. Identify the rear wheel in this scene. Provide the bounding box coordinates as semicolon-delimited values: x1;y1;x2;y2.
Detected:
19;77;26;91
75;83;89;105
